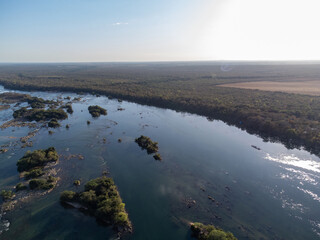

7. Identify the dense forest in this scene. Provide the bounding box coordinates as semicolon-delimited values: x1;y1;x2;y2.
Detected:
1;62;320;155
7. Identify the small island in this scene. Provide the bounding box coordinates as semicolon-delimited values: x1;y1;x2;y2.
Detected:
135;135;162;160
60;176;132;233
16;147;59;190
0;190;15;201
61;104;73;114
135;135;158;154
17;147;58;172
0;92;56;107
190;222;237;240
88;105;107;117
48;118;61;128
13;108;68;122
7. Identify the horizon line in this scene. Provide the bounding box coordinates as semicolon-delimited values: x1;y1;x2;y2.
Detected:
1;59;320;64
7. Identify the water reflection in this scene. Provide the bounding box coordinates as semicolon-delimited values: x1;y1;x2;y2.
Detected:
0;85;320;239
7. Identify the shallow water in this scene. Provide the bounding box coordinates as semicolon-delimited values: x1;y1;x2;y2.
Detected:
0;85;319;239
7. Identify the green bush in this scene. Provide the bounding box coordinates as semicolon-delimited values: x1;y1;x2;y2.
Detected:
29;177;56;190
61;176;131;228
48;118;60;128
17;147;58;172
13;107;68;121
60;191;77;202
0;190;15;201
16;183;28;191
24;168;44;179
73;180;81;186
191;222;237;240
135;135;159;154
88;105;107;117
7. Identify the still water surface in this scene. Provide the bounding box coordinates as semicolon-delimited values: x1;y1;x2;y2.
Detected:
0;86;319;239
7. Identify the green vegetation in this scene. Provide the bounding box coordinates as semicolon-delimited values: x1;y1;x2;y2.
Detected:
60;176;132;231
13;107;28;118
13;148;59;191
0;92;55;107
29;176;57;190
135;135;159;154
13;107;68;121
15;183;28;191
1;63;320;155
16;147;58;172
48;118;61;128
153;153;162;160
0;92;29;103
0;190;15;201
88;105;107;117
60;190;77;202
24;168;44;179
61;104;73;114
73;180;81;186
191;222;237;240
28;97;46;108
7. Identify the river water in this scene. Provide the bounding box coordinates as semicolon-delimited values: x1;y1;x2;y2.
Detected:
0;85;319;240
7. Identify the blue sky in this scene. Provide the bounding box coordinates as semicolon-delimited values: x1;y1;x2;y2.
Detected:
1;0;319;62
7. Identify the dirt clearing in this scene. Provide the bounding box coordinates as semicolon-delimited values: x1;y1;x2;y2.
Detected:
219;80;320;96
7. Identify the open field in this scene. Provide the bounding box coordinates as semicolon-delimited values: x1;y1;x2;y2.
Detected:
219;80;320;96
1;62;320;155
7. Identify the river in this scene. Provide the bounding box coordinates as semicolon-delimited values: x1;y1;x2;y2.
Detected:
0;85;319;239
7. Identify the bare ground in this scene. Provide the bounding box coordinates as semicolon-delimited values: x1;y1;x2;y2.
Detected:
219;80;320;96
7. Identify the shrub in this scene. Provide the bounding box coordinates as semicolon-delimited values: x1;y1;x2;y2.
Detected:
60;191;77;202
0;190;15;201
48;118;61;128
135;135;159;154
73;180;81;186
61;176;131;229
190;222;237;240
16;147;58;172
88;105;107;117
153;153;162;160
24;168;44;179
29;177;56;190
16;183;28;191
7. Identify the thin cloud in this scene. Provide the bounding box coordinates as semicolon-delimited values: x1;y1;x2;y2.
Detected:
112;22;129;26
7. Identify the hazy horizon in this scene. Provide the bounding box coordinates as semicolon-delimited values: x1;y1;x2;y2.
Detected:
1;0;320;62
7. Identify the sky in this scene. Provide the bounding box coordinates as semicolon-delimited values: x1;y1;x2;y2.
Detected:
0;0;320;62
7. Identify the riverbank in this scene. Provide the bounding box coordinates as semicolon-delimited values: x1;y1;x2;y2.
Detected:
0;77;319;157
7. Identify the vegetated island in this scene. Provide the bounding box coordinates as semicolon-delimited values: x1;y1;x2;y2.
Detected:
0;92;57;108
13;107;68;122
16;147;59;190
88;105;107;117
135;135;162;160
190;222;237;240
1;63;320;156
0;147;59;213
0;92;67;131
61;103;73;114
60;176;132;234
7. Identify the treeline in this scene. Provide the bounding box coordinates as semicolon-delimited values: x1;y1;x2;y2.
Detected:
0;63;320;156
